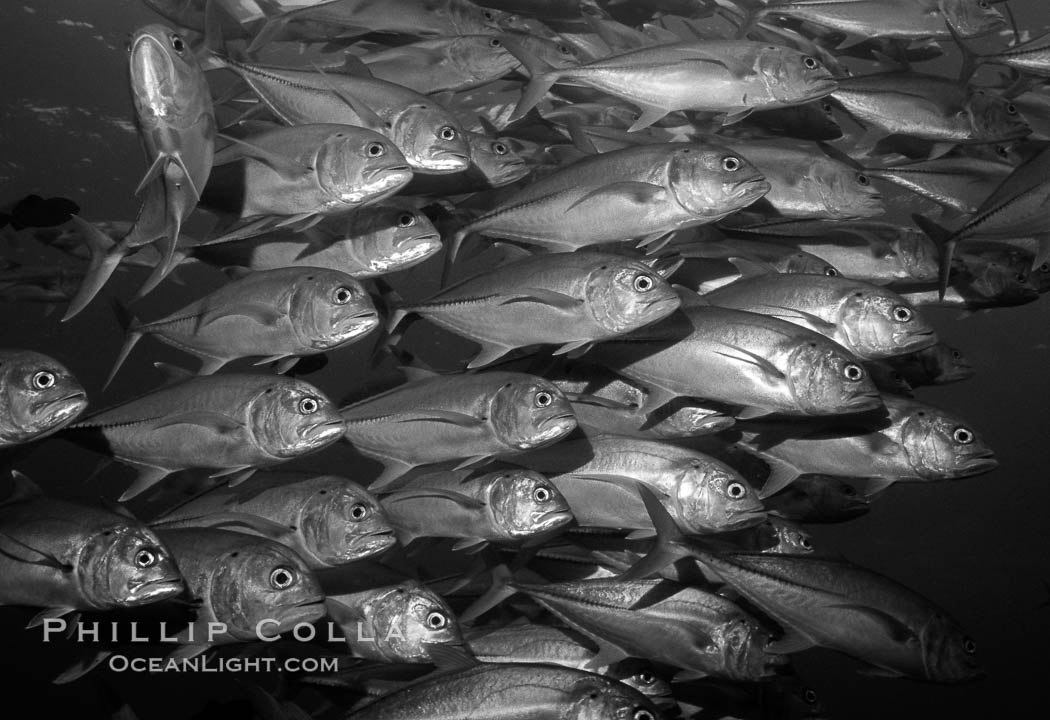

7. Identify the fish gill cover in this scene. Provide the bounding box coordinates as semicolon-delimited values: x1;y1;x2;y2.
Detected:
1;1;1049;719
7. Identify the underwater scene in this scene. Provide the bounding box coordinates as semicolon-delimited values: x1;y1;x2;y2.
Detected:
2;1;1050;718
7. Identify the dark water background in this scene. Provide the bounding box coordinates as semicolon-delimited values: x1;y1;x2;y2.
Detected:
2;1;1049;718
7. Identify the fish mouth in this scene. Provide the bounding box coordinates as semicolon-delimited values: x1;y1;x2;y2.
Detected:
129;33;175;102
347;529;398;558
692;415;736;434
845;392;884;411
125;576;184;605
805;76;840;98
304;418;347;443
418;151;471;173
395;231;441;250
956;454;998;476
533;508;574;530
33;391;88;418
270;598;328;631
538;412;577;431
336;311;381;340
732;178;772;201
723;508;768;531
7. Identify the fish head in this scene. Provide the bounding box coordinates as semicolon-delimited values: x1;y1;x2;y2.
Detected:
941;0;1006;38
128;24;206;129
896;227;941;283
210;541;325;641
919;611;984;683
392;105;471;174
715;615;791;681
965;89;1031;142
667;144;770;219
604;660;673;701
786;340;883;415
466;131;531;188
490;378;577;450
248;380;345;459
765;517;815;555
584;259;681;335
657;401;736;437
514;34;584;69
450;35;521;80
453;0;519;34
675;455;766;533
813;162;883;219
564;675;660;720
347;203;443;275
315;130;413;208
926;343;975;383
959;249;1041;302
757;46;839;104
897;401;997;480
840;288;938;359
484;469;574;539
289;270;379;350
299;477;395;565
781;250;840;277
359;582;462;663
796;475;871;520
0;351;87;443
78;523;183;609
1031;259;1050;293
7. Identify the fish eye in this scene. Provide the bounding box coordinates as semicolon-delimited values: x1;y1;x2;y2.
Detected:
963;637;977;654
843;363;865;381
633;274;654;292
298;397;320;414
952;349;963;358
996;145;1009;157
722;156;741;172
492;141;508;155
824;266;838;276
134;547;158;568
633;710;655;720
483;10;495;20
978;0;989;8
425;611;448;629
856;173;870;186
32;371;56;390
1016;273;1027;282
270;566;296;590
892;305;913;322
439;126;457;141
802;56;818;69
170;34;185;54
803;688;819;704
366;142;386;157
799;536;812;550
637;671;655;685
821;101;833;113
726;482;747;499
534;391;553;408
1040;264;1049;272
557;44;572;55
489;37;502;48
533;485;552;503
350;503;370;521
842;484;856;496
953;427;974;444
397;212;417;227
333;286;354;305
1006;103;1018;115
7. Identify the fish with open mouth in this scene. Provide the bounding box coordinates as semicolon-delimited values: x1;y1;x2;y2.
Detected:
0;349;88;448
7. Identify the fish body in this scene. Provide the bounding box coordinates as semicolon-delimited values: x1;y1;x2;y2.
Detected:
190;200;441;277
740;393;998;488
516;433;766;534
509;38;838;130
502;576;786;680
393;251;682;368
63;24;215;320
702;273;938;360
68;373;345;501
764;475;871;524
358;35;520;93
590;304;882;418
0;350;87;447
340;371;577;487
0;472;183;615
864;156;1012;215
154;527;325;651
345;661;659;720
214;56;471;174
107;267;378;381
405;130;530;195
201;124;413;220
325;580;462;663
873;341;974;387
150;472;394;568
452;142;770;253
381;468;573;546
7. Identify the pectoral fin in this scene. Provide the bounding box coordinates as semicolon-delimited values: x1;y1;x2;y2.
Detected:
214;133;312;179
118;464;174;502
152;412;245;435
498;288;583;311
757;304;837;333
383;488;486;510
197;302;285;330
714;343;785;380
0;532;73;571
565;181;665;211
828;604;919;645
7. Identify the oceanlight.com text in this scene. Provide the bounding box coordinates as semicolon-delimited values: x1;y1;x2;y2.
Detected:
107;655;339;674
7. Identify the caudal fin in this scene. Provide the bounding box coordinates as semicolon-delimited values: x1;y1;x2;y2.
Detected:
499;34;564;121
61;215;125;321
911;214;958;301
104;299;144;391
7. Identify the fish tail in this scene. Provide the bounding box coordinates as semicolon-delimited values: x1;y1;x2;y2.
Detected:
441;228;472;287
618;482;694;582
911;214;958;301
458;564;518;624
134;224;183;302
499;34;562;121
731;0;771;39
61;215;125;321
247;0;290;54
203;0;233;61
945;22;983;85
104;300;144;391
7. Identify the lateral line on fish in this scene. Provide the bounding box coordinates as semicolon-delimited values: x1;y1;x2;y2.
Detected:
466;189;580;226
405;294;521;312
149;333;227;364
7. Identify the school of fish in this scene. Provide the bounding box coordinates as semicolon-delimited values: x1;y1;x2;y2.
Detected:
5;0;1050;718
